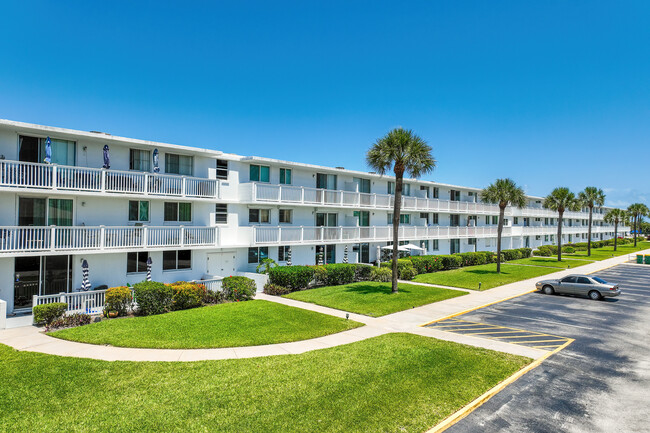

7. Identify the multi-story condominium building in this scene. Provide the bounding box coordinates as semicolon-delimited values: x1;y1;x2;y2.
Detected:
0;119;628;314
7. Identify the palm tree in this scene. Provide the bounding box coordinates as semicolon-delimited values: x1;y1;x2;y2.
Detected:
367;128;436;293
577;187;605;256
604;209;627;251
627;203;649;246
480;179;527;273
543;187;580;261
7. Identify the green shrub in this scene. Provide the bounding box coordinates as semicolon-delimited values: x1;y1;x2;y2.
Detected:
312;265;328;286
534;246;552;256
438;255;463;269
380;259;418;279
222;276;256;301
399;264;418;280
268;266;315;290
323;263;355;285
501;249;523;261
457;252;488;266
203;289;225;304
33;302;67;325
263;283;293;296
105;286;132;316
562;246;576;253
370;267;392;282
519;248;532;258
170;282;206;310
45;313;91;332
133;281;173;316
353;263;374;281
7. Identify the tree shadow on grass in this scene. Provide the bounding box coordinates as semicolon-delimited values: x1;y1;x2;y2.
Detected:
340;284;413;295
460;269;513;276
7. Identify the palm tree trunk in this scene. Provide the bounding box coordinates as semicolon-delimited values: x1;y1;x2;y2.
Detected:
391;171;404;293
634;215;638;247
557;211;563;262
614;221;618;251
587;206;594;256
496;206;505;273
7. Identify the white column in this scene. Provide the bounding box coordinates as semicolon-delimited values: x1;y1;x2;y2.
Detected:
0;299;6;330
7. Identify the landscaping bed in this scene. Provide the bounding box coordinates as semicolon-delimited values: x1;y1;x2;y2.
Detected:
49;300;363;349
282;282;466;317
0;333;530;433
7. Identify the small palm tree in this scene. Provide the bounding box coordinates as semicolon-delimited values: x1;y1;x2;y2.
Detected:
627;203;649;247
367;128;436;293
480;179;526;273
543;187;580;261
577;187;605;256
256;258;277;274
604;209;627;251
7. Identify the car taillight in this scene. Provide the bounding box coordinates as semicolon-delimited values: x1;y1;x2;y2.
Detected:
610;287;617;291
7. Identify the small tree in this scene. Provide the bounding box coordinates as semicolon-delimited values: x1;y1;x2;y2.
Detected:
366;128;436;293
543;187;580;261
480;179;527;273
256;258;278;274
627;203;649;246
604;209;627;251
577;187;605;256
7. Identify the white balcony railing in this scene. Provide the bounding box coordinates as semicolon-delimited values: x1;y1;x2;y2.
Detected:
0;226;218;254
0;160;218;199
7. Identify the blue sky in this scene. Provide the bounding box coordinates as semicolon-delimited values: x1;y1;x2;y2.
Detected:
1;1;648;206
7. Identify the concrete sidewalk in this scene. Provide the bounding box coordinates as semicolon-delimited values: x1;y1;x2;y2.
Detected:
1;248;646;362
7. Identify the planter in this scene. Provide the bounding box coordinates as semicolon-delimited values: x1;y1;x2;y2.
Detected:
108;311;119;318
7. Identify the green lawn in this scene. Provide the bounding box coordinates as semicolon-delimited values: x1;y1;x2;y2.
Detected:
510;257;595;268
0;334;530;433
413;263;558;290
282;282;467;317
565;241;650;261
49;300;363;349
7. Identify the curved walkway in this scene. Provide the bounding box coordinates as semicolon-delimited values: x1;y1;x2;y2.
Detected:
0;250;645;362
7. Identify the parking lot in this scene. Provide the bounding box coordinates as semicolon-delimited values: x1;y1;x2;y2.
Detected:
440;264;650;433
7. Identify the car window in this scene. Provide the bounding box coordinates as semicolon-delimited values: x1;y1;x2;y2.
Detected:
592;277;608;284
577;277;591;284
561;276;577;283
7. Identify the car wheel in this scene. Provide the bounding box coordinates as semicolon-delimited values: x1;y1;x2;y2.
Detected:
543;285;555;295
588;290;602;301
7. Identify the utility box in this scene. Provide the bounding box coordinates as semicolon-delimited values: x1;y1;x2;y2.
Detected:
645;256;650;265
637;255;644;264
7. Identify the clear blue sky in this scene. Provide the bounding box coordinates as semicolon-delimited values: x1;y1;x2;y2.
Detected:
1;1;648;207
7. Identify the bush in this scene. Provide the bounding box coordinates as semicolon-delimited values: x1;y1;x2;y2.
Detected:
353;263;374;281
457;252;488;267
534;246;552;256
370;267;392;282
203;289;225;304
380;259;418;280
45;313;91;332
312;265;328;286
562;246;576;253
519;248;532;258
501;249;523;261
105;286;132;316
399;265;418;280
323;263;355;285
268;266;315;290
263;283;293;296
133;281;173;316
33;303;67;325
222;276;256;301
438;255;463;270
170;282;207;310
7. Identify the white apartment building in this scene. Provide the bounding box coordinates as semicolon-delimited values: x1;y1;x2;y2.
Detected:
0;119;628;314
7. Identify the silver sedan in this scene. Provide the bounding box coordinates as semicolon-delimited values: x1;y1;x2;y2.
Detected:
535;274;621;300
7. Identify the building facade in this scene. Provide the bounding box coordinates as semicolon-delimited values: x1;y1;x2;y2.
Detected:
0;119;628;314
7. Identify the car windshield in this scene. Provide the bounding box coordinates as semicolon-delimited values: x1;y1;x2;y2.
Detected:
592;277;609;284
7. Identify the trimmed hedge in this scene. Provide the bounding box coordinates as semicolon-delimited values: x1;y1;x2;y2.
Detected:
263;283;292;296
268;266;315;290
33;303;67;325
133;281;173;316
370;267;392;282
170;281;207;310
105;286;132;316
222;276;256;301
380;259;418;280
323;263;355;286
353;263;374;282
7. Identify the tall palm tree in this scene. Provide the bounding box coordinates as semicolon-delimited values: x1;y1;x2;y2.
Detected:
577;187;605;256
367;128;436;293
627;203;649;246
480;179;527;273
603;209;627;251
543;187;580;262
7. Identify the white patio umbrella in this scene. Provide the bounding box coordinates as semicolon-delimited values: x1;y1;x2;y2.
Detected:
81;259;90;291
381;245;410;252
402;243;425;251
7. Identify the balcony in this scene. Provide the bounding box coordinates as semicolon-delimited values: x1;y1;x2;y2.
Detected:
243;183;508;214
0;160;219;199
0;225;218;255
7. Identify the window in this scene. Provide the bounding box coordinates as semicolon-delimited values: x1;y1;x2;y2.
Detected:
492;216;498;225
450;190;461;201
130;149;151;171
561;276;577;283
468;238;477;245
279;209;293;223
315;245;336;264
165;154;193;176
403;184;411;196
420;212;429;224
128;201;149;222
127;252;149;273
514;217;519;225
420;185;430;198
250;164;270;182
249;209;270;224
215;204;228;224
164;202;192;222
432;213;439;224
278;246;289;262
316;212;338;226
388;213;410;224
432;239;439;251
316;173;337;189
432;187;439;199
354;177;371;194
387;182;394;194
544;235;549;242
248;247;268;264
450;214;460;227
485;216;490;225
279;168;292;185
421;240;429;250
163;250;191;270
216;159;228;180
536;235;541;240
354;210;370;226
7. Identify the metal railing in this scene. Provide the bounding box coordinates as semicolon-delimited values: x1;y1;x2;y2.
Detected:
0;160;218;198
0;226;219;253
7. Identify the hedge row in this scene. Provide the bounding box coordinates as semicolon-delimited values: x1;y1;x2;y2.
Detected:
266;263;377;294
407;248;532;274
